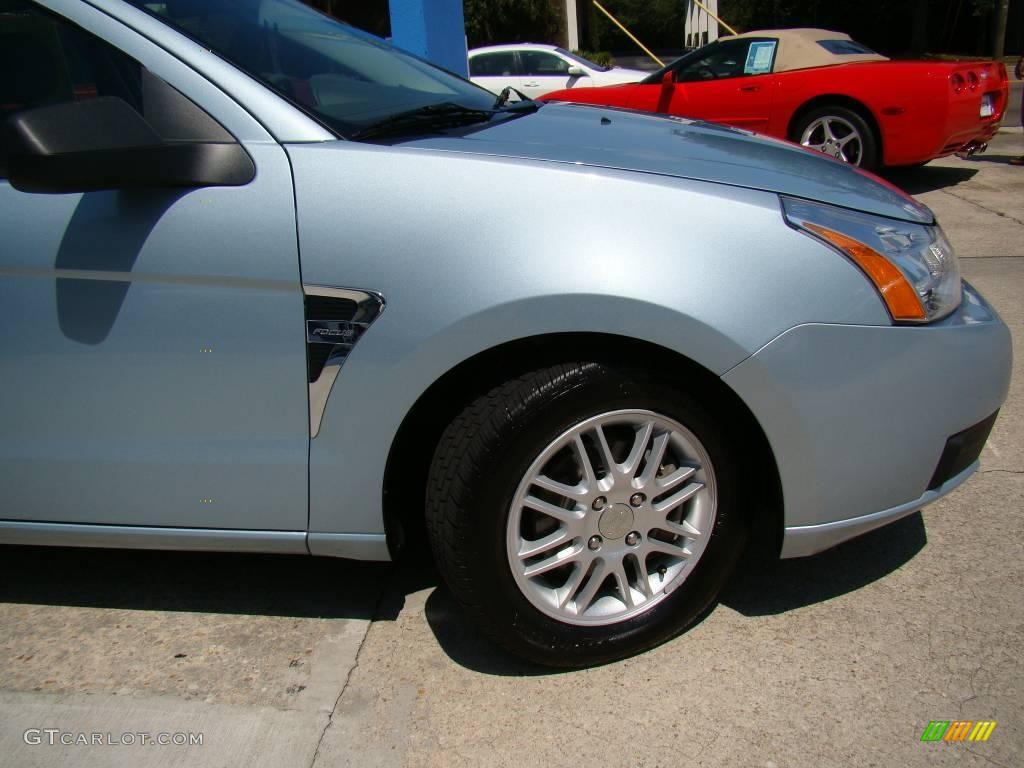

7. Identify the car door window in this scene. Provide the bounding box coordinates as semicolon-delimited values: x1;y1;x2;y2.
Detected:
0;1;231;177
469;51;518;77
674;38;777;82
520;51;572;77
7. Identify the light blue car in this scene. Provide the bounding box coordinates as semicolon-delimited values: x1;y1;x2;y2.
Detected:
0;0;1011;667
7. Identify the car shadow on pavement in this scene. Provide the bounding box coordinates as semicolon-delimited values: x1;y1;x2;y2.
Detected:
882;166;977;195
0;511;926;677
421;582;566;678
721;511;926;616
0;545;395;621
420;512;928;677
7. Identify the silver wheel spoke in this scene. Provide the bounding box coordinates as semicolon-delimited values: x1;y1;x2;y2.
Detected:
622;420;655;477
523;545;581;577
522;494;582;525
558;563;589;608
531;473;586;501
518;528;571;559
646;537;691;559
652;481;704;514
636;431;670;487
633;555;655;598
572;434;599;490
573;558;609;613
655;464;697;492
507;409;717;626
659;517;702;540
592;424;617;479
612;561;635;608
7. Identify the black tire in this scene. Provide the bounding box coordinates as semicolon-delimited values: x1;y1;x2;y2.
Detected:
791;105;880;171
425;362;748;668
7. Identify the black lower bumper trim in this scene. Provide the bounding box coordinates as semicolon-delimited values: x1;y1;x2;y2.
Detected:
928;410;999;491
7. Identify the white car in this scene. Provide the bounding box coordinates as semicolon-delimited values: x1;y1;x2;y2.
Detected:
468;44;648;99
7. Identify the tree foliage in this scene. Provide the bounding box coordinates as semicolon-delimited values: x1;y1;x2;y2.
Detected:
583;0;1016;57
463;0;560;48
584;0;688;51
303;0;1020;58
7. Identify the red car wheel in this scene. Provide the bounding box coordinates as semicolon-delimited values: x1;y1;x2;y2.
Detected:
793;106;879;171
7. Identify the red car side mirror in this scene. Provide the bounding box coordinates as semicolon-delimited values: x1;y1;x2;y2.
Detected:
656;70;676;112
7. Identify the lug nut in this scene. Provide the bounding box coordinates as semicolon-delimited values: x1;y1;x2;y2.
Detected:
629;493;645;507
592;496;607;511
625;531;641;546
588;535;602;551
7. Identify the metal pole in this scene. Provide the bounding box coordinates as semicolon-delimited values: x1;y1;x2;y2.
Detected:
690;0;738;36
566;0;580;51
591;1;664;66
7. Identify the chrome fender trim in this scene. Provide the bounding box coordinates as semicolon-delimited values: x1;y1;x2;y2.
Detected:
304;285;385;438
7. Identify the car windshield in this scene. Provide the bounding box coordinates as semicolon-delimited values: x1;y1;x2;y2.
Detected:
642;47;705;83
124;0;495;138
556;48;609;72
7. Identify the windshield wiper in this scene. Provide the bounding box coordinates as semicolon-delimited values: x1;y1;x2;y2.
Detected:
493;86;540;113
351;102;496;140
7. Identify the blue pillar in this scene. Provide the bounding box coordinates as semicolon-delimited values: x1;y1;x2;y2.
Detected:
389;0;468;77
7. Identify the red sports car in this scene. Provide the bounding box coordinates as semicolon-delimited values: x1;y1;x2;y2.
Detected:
539;29;1009;170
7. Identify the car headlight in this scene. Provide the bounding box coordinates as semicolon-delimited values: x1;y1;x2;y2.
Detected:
782;197;962;323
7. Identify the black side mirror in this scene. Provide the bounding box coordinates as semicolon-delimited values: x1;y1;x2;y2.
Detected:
4;97;255;194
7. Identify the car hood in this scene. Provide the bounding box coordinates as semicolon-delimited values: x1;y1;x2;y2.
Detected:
393;102;933;224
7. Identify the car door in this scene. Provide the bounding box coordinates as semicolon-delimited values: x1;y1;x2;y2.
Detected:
518;50;591;99
0;1;309;533
468;50;522;96
654;38;777;132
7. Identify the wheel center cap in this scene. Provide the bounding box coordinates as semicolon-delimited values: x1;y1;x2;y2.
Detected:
598;504;634;539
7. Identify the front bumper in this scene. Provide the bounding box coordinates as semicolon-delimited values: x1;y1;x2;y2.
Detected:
722;281;1012;558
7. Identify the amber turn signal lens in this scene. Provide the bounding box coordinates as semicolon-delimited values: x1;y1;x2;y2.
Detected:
804;222;927;322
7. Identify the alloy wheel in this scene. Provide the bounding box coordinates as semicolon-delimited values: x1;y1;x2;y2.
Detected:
506;409;717;626
799;115;864;165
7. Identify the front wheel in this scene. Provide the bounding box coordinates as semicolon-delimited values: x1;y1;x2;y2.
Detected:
793;105;879;170
425;362;747;667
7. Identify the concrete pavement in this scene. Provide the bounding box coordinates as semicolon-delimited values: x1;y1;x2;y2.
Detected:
1006;79;1021;127
1;130;1022;768
0;553;389;766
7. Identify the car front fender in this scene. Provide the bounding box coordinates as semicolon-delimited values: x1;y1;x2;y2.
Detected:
285;141;890;547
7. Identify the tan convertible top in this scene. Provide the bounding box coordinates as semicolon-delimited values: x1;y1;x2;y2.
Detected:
721;28;888;73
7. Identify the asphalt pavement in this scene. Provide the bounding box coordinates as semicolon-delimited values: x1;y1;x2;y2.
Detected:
1;129;1022;768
